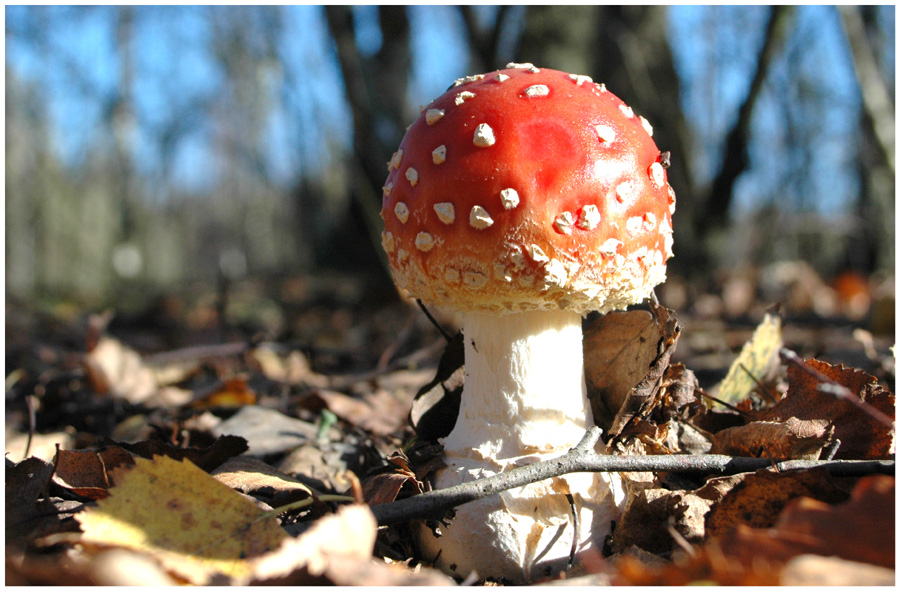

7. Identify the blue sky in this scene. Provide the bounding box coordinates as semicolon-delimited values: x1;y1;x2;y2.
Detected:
5;5;890;216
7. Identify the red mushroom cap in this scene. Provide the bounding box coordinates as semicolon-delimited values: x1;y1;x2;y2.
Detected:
381;64;675;314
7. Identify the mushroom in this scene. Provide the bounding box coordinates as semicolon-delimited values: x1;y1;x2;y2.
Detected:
380;64;675;582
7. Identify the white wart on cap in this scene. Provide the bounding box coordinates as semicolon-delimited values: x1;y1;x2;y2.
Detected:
381;66;675;314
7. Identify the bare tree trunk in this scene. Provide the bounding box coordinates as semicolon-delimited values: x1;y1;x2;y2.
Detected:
324;6;411;281
458;6;514;71
840;6;895;273
838;5;894;173
703;6;793;233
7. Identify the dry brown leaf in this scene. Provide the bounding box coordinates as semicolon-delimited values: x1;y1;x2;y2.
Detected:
212;456;317;503
84;336;159;404
752;358;894;459
611;471;745;556
361;451;424;506
715;474;895;570
704;467;848;538
51;446;136;499
584;308;661;428
109;434;248;472
709;417;832;459
189;376;257;409
604;303;683;438
313;389;410;437
6;457;58;546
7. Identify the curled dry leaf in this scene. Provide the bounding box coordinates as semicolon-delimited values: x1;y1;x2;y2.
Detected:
584;308;662;429
715;474;895;571
211;456;318;505
703;467;848;538
611;471;745;556
612;476;895;585
51;446;135;500
709;417;833;459
6;457;59;546
751;357;894;459
599;302;685;439
361;451;424;506
108;433;248;473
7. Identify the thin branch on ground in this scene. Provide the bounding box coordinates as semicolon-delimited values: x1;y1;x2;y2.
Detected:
370;426;895;526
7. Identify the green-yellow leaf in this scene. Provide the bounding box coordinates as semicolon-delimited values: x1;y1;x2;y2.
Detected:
76;454;287;583
714;313;783;405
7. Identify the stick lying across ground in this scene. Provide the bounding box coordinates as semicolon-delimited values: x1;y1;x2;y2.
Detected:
370;427;895;526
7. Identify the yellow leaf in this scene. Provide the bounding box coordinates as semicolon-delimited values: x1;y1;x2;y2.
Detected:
76;454;287;584
715;313;783;405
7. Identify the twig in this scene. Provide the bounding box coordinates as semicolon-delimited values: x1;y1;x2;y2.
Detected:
370;426;894;526
417;299;453;343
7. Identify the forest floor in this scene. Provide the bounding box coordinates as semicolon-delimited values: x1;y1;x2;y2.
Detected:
5;265;896;585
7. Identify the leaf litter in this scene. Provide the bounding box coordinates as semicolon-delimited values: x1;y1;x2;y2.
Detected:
4;293;895;585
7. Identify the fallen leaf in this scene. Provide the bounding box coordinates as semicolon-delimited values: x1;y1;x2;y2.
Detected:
6;457;57;546
51;446;136;499
611;472;745;555
709;417;832;459
84;337;159;404
584;308;662;428
109;434;248;472
712;312;782;405
212;405;320;457
76;454;288;584
604;303;683;438
715;474;895;570
189;376;257;409
361;451;424;506
751;358;894;459
704;467;848;538
211;456;317;504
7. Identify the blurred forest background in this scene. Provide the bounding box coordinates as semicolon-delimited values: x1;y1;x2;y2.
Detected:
5;5;896;350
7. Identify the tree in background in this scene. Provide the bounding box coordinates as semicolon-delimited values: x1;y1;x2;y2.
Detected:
5;5;895;312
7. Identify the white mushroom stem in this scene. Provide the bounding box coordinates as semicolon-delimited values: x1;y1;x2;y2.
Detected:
443;310;592;461
419;310;625;583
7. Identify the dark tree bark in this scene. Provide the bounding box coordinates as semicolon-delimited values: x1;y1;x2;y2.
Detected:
839;6;895;273
458;6;514;72
324;6;413;281
703;6;794;232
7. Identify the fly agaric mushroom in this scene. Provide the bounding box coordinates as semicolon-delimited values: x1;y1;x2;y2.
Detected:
380;64;675;582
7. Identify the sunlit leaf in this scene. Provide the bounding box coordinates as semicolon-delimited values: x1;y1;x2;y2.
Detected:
715;312;782;404
76;454;287;584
